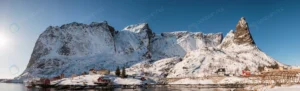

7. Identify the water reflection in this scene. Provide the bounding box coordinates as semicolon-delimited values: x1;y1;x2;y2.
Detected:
28;88;242;91
0;83;246;91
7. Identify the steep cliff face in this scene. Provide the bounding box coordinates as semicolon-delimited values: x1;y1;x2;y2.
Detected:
115;23;153;60
22;22;156;78
21;17;281;80
26;22;116;69
151;31;222;60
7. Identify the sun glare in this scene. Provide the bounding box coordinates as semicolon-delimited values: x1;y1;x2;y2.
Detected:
0;33;8;48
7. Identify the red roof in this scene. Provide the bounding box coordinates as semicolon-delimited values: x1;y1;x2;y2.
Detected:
242;70;251;76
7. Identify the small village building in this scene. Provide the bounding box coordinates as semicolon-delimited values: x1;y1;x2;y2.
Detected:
89;68;110;75
242;67;251;76
35;78;50;85
89;69;97;75
278;66;290;71
95;76;112;86
97;77;111;83
97;69;110;75
242;70;251;76
279;66;284;71
215;68;226;76
263;66;288;72
263;66;274;72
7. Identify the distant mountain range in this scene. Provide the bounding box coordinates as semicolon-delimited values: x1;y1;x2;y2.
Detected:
16;17;283;81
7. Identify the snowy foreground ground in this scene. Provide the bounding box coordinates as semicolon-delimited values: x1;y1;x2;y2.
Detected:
51;74;147;86
50;74;300;91
51;75;248;85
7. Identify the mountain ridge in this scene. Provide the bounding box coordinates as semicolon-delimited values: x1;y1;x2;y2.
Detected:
18;17;282;81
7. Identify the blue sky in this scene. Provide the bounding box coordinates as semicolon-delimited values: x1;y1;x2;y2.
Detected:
0;0;299;78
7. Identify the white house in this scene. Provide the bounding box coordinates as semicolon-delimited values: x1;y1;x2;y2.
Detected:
89;69;97;75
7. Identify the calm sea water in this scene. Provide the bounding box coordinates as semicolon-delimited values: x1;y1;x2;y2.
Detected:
0;83;245;91
0;83;26;91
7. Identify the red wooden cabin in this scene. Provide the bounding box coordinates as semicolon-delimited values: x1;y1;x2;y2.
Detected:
242;70;251;76
97;77;111;83
37;78;50;85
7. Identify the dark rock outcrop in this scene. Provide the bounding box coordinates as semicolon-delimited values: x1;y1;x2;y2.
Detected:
233;17;255;45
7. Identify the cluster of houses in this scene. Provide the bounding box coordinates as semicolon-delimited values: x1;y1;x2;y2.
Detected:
214;65;291;77
263;66;291;72
88;68;111;75
213;68;249;77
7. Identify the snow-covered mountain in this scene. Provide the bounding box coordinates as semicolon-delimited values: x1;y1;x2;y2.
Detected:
22;22;155;78
151;31;222;60
19;17;282;80
127;17;281;78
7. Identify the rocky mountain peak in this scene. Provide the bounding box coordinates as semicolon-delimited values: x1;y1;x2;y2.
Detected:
124;23;151;33
123;23;154;40
233;17;255;45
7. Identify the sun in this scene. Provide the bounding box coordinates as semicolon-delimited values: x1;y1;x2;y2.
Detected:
0;34;8;48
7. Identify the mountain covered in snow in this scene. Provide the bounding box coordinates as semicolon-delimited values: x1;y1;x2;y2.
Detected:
19;17;282;80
